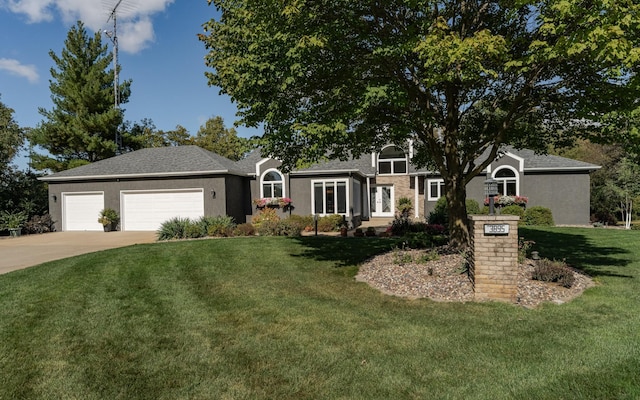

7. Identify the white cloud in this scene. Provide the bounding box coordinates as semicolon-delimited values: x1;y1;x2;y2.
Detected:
3;0;174;53
0;58;39;83
3;0;56;22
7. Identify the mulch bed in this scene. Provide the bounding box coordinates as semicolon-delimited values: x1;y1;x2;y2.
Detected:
355;248;595;308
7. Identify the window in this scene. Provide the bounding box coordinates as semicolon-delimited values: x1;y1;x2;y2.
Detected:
427;179;445;201
312;180;348;215
493;167;518;196
378;146;408;175
261;169;284;198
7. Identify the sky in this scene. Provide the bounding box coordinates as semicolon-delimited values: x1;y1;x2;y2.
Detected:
0;0;261;170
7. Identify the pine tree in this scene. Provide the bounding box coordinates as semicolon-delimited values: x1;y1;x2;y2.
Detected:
31;21;131;172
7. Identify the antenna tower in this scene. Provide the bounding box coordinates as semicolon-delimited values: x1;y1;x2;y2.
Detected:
104;0;134;152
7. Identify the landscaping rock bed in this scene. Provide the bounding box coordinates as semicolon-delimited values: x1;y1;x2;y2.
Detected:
355;248;595;308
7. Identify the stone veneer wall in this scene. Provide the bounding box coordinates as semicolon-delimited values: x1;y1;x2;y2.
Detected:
469;215;520;303
374;175;425;219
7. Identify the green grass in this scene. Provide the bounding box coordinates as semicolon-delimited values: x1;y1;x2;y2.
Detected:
0;228;639;399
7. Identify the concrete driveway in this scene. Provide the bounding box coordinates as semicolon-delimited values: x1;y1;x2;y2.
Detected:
0;231;157;275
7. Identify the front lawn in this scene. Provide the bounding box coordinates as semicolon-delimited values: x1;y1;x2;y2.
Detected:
0;228;638;399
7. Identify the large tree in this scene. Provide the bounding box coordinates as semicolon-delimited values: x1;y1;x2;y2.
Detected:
194;116;251;161
31;21;131;172
0;95;23;168
200;0;640;247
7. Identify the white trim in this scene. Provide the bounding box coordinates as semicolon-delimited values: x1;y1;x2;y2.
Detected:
311;179;350;216
260;168;285;198
503;152;525;172
377;145;409;175
414;176;420;218
492;165;520;196
371;153;376;168
255;158;271;177
427;179;445;201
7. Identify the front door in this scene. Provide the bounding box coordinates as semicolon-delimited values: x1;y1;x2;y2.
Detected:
370;185;394;217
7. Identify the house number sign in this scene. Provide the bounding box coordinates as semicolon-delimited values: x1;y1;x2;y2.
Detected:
483;224;510;235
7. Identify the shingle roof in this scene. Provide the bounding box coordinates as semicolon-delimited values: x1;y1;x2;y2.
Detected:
40;144;600;182
506;147;600;171
40;146;241;181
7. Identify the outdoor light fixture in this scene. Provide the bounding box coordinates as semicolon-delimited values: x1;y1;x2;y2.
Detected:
484;178;499;215
52;194;57;202
211;189;216;199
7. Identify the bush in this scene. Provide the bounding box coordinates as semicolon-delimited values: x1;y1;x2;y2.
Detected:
256;220;280;236
252;208;280;229
402;232;433;249
397;197;413;217
525;206;554;226
500;205;525;218
427;197;480;225
276;219;304;237
317;214;344;232
286;214;314;230
531;259;575;288
24;213;55;234
427;197;448;225
157;217;193;240
233;223;255;236
466;199;481;215
199;215;236;237
390;215;411;236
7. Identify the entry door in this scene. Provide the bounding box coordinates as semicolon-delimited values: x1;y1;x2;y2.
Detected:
370;186;394;217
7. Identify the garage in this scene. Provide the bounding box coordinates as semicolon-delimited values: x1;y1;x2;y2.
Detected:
121;189;205;231
62;192;105;231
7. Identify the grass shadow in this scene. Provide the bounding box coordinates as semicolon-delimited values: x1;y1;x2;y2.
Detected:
519;227;634;278
291;236;399;268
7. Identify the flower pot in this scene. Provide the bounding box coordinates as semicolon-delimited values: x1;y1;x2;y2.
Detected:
103;224;112;232
8;228;21;237
340;227;348;237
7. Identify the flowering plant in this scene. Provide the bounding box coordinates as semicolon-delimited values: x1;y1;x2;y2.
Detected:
484;195;528;206
253;197;293;209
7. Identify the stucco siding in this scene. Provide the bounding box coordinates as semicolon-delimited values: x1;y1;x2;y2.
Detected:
48;176;227;231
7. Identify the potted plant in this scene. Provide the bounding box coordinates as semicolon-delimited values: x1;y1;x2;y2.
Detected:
98;208;120;232
365;226;377;237
0;210;28;237
397;197;413;218
353;228;364;237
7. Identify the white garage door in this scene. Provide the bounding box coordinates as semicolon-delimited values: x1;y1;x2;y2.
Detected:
121;189;205;231
62;192;105;231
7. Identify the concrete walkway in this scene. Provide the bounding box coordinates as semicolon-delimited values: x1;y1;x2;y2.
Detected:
0;231;157;275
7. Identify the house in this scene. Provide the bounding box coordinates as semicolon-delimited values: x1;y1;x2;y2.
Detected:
40;145;600;232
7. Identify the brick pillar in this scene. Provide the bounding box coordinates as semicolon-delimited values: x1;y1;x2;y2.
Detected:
469;215;520;303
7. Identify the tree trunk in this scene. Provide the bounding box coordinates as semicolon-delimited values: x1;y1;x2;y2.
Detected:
445;175;470;249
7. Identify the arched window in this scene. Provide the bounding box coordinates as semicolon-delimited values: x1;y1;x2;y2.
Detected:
493;167;518;196
378;146;408;175
261;169;284;198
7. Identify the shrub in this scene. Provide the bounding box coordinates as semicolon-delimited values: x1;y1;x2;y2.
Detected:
525;206;554;226
233;223;255;236
466;199;481;215
397;197;413;217
157;217;192;240
531;259;575;288
427;197;448;225
256;220;280;236
390;215;411;236
252;208;280;229
402;232;433;249
199;215;236;237
286;214;314;230
24;213;55;234
317;214;344;232
500;204;525;218
276;219;304;236
185;223;203;239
